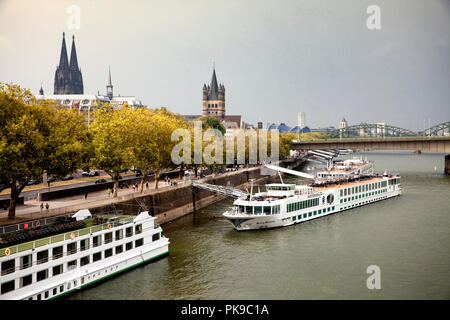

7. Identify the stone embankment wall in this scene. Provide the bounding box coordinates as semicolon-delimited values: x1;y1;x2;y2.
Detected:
90;161;304;225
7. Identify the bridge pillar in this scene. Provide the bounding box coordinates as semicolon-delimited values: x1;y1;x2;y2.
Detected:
445;154;450;175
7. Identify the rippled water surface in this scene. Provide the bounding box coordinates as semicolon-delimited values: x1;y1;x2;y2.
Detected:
69;151;450;299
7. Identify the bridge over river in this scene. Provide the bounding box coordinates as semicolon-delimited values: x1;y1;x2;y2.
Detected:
291;136;450;174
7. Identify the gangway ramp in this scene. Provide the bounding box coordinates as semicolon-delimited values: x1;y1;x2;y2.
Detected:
192;181;248;199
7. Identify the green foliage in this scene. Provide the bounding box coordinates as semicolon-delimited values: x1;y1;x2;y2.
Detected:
0;82;90;219
197;116;226;135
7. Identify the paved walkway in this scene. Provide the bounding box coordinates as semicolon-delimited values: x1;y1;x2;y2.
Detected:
0;179;189;226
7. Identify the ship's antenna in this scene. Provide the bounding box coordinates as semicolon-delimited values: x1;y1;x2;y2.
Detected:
249;179;255;199
278;171;284;184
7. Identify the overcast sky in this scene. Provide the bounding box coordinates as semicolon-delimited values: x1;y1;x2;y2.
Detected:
0;0;449;131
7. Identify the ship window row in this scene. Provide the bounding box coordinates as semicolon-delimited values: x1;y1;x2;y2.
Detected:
340;196;387;211
388;178;400;185
0;224;144;276
0;236;151;296
293;206;336;221
236;204;280;215
266;185;295;191
339;181;388;197
340;189;387;203
286;198;319;213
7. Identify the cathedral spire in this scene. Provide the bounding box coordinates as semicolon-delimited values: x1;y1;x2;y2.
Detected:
69;35;79;70
58;32;69;69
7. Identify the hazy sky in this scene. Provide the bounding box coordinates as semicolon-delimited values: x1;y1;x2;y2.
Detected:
0;0;449;131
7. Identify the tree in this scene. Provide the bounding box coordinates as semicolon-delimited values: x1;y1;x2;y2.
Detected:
0;83;89;219
197;116;226;135
90;104;135;197
131;108;188;190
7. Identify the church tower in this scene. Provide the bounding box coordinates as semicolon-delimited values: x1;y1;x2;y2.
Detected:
106;66;113;100
202;68;225;119
54;33;84;94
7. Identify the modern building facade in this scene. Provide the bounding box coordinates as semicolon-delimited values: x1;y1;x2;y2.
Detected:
298;112;305;128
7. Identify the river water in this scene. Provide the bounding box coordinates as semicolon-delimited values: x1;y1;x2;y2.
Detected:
68;151;450;300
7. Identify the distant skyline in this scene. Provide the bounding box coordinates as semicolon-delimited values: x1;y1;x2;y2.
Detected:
0;0;449;131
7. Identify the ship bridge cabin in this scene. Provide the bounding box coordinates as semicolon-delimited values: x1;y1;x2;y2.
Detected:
265;184;296;197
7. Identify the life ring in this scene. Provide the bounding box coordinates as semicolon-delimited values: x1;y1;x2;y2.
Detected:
4;248;11;256
70;232;75;240
107;224;112;230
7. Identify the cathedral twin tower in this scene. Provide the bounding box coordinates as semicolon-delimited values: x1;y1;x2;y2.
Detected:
54;32;84;94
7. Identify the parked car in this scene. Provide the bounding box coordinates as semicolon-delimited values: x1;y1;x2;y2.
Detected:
47;177;56;183
61;174;74;181
88;171;99;177
81;170;90;177
28;179;41;186
95;178;107;184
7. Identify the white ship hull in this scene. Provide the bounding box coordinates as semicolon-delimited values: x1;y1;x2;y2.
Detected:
223;183;401;231
0;212;169;300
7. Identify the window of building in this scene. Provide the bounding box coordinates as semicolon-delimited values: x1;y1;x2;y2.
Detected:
53;264;63;276
53;288;57;296
80;256;90;267
67;242;77;255
104;232;113;244
115;229;123;241
45;291;49;299
37;250;48;264
254;206;262;214
37;269;48;282
1;281;15;294
135;224;142;235
80;239;89;251
115;245;123;254
1;259;15;276
126;227;133;238
93;252;102;262
264;206;271;215
135;238;144;248
152;233;160;242
68;260;77;270
93;235;101;247
21;254;32;270
125;242;133;251
20;274;32;288
53;246;63;259
105;248;113;258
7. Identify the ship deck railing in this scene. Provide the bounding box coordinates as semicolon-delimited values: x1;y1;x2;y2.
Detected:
0;210;125;236
0;214;157;259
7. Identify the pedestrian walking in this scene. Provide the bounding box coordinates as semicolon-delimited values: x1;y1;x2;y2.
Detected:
40;203;44;213
146;182;149;190
45;203;49;211
107;188;111;198
84;191;88;199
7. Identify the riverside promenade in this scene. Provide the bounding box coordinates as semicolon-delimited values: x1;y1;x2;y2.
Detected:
0;158;305;230
0;177;189;227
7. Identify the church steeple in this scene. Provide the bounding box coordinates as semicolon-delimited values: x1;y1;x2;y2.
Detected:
69;35;79;70
106;66;113;100
58;32;69;70
202;66;226;119
208;68;219;100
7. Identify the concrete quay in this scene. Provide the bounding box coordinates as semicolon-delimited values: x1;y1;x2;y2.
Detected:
0;159;305;231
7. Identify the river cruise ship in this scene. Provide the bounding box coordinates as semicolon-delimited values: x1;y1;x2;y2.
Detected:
222;158;401;231
0;210;169;300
